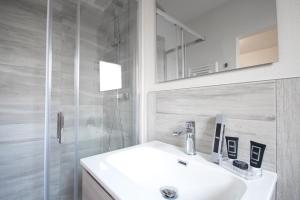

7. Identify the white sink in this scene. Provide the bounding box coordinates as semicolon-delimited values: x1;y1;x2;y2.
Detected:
80;141;277;200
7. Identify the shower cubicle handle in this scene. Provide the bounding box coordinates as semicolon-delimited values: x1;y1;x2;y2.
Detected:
57;112;64;144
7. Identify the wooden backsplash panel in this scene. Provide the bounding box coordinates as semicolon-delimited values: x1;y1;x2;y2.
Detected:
148;81;277;171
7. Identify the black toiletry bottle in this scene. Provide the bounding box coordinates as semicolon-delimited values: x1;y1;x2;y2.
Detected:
250;141;266;168
225;136;239;159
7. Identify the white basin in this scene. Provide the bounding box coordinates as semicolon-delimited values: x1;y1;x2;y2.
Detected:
80;141;277;200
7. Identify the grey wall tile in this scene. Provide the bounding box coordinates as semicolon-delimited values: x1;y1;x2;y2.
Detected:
276;78;300;200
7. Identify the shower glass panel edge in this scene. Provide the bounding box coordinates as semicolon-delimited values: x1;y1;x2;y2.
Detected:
44;0;53;199
74;0;80;199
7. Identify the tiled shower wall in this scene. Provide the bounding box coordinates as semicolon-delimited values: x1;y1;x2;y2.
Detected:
0;0;47;199
0;0;137;199
79;0;137;159
77;1;138;197
147;77;300;200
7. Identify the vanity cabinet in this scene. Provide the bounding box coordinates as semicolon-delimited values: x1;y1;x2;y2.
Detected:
82;169;113;200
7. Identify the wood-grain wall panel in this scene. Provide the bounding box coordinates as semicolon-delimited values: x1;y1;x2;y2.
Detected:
148;81;277;171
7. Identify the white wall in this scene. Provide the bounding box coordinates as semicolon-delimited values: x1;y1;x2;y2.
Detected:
138;0;300;141
186;0;276;72
138;0;156;142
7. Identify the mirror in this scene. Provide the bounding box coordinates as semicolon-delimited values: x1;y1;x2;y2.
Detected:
156;0;278;82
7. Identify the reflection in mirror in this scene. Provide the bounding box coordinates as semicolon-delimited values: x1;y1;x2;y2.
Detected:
156;0;278;83
238;26;278;68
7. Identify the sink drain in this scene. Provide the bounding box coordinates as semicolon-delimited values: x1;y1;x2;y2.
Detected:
160;186;178;199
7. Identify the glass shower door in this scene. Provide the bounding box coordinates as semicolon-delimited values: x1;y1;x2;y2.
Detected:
46;0;77;199
45;0;138;199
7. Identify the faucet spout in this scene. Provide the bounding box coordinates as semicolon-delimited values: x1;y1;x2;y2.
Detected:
185;121;196;155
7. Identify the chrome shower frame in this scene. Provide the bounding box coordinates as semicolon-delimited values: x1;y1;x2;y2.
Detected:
43;0;53;199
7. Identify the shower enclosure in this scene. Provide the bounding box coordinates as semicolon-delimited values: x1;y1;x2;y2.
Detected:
0;0;138;199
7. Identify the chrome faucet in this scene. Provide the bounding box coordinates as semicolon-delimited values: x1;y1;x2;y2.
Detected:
173;121;196;155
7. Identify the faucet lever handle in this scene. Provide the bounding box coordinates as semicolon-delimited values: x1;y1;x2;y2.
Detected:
173;129;184;136
185;121;195;132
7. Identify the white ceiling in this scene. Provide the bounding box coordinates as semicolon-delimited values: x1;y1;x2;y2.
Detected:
157;0;231;23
